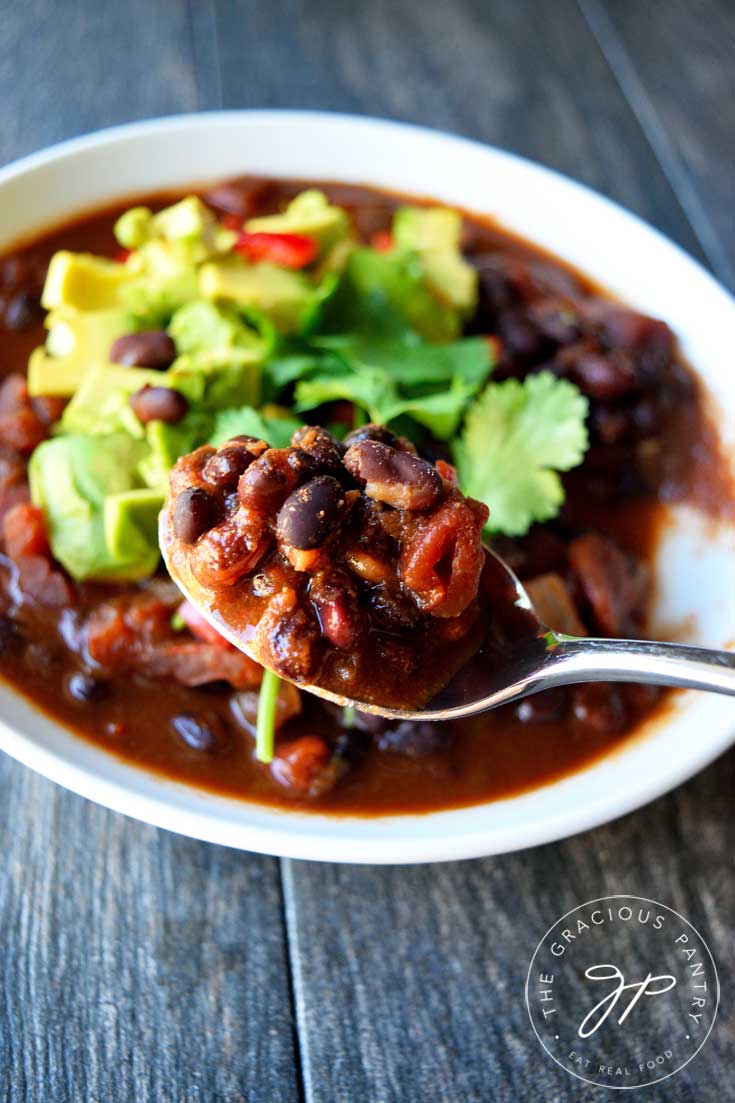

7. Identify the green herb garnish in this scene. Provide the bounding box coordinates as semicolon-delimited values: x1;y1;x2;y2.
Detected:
452;372;589;537
255;668;282;764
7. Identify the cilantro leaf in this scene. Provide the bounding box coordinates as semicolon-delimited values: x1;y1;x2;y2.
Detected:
293;335;492;439
209;405;303;448
294;369;396;422
452;372;589;536
322;248;461;341
380;377;481;439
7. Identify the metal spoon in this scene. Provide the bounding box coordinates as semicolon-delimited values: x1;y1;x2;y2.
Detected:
160;513;735;720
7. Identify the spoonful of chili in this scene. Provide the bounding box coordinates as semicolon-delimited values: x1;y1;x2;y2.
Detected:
160;426;735;742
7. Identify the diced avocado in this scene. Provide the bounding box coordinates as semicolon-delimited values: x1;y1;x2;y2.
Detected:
393;206;463;252
392;206;477;313
138;413;212;491
114;206;154;249
168;346;262;410
199;257;314;333
168;299;263;356
115;197;224;256
152;197;217;245
246;190;349;254
104;487;164;565
29;432;155;581
42;251;133;311
119;239;200;327
27;306;134;397
59;364;175;438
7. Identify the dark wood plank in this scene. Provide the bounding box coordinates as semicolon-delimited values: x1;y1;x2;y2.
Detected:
581;0;734;288
283;749;734;1103
214;0;706;262
0;0;200;163
0;5;299;1101
0;763;300;1103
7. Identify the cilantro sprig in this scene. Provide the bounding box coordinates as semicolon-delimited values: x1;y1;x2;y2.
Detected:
452;371;589;537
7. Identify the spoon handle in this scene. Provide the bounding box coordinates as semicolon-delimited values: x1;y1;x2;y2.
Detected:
545;636;735;696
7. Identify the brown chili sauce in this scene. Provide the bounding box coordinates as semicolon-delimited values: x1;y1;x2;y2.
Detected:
0;177;731;814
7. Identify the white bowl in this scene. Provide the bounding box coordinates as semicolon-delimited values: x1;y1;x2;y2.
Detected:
0;111;732;863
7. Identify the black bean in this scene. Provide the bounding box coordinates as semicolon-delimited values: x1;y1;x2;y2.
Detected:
291;425;346;476
343;440;442;511
66;671;107;704
309;569;362;647
173;486;221;545
497;309;549;362
130;384;188;424
171;712;221;752
514;688;567;724
238;448;315;513
110;330;177;369
229;434;268;450
203;176;278;218
4;290;42;331
572;351;638;400
343;423;405;450
377;720;451;757
203;445;256;490
369;582;420;630
277;476;345;550
571;683;627;736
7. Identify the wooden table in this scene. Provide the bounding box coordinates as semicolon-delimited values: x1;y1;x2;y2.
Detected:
0;3;732;1100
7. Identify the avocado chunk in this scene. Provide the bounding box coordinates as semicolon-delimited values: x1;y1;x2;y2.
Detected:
199;257;315;333
27;306;134;397
115;197;232;257
245;189;348;253
42;251;133;312
104;487;165;565
29;432;157;581
168;299;264;356
392;206;477;313
138;413;213;492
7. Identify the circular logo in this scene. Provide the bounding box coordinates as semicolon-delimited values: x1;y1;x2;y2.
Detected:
525;895;719;1090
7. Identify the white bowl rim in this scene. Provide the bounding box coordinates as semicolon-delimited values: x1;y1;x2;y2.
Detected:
0;109;732;864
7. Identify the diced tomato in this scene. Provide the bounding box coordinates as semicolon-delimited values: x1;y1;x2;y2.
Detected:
178;599;231;649
221;213;243;232
370;230;394;253
114;248;131;264
234;231;317;269
270;736;331;795
16;555;72;606
435;459;459;487
3;502;49;560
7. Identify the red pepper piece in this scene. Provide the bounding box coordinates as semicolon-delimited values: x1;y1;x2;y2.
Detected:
221;213;243;232
234;231;318;269
370;230;394;253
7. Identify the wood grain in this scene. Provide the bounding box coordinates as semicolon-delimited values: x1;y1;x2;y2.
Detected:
0;0;199;163
283;750;734;1103
214;0;707;261
0;5;298;1101
583;0;734;288
0;764;300;1103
